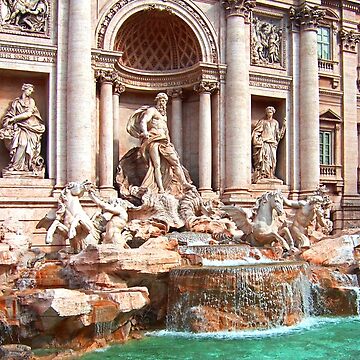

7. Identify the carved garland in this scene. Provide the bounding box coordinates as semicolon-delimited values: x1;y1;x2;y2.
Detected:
97;0;219;63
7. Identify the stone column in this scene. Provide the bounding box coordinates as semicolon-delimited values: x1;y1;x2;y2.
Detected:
67;0;93;182
290;4;325;195
96;70;116;195
340;29;360;195
222;0;255;199
194;81;218;193
167;88;183;159
113;79;125;174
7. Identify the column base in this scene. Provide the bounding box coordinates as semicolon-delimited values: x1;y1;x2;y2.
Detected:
99;187;118;198
221;188;252;205
198;188;217;200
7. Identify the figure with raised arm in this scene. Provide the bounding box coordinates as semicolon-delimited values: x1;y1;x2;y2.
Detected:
126;92;193;194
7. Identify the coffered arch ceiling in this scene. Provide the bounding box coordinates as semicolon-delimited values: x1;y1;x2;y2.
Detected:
114;9;202;72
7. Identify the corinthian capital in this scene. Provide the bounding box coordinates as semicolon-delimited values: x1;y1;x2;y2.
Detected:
95;69;115;83
339;29;360;53
194;81;219;94
289;4;325;30
167;88;183;99
222;0;256;19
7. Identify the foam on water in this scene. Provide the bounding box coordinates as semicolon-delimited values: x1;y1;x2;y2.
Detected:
150;316;360;340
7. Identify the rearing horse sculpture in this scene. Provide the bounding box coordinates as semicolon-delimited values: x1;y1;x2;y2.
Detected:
37;180;98;253
222;190;291;251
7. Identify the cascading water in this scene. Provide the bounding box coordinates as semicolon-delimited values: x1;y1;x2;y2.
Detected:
167;261;312;332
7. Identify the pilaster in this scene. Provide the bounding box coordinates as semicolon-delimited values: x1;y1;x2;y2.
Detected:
290;3;325;195
167;88;184;160
222;0;255;201
194;81;218;193
67;0;93;183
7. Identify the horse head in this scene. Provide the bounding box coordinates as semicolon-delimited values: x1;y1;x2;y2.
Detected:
253;190;284;221
269;190;284;217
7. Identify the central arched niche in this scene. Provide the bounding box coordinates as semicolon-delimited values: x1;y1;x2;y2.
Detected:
114;9;202;71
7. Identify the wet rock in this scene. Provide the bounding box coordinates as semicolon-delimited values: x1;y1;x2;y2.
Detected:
69;244;182;276
0;344;32;360
302;234;359;271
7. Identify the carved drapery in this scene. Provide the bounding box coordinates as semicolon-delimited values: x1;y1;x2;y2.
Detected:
222;0;256;19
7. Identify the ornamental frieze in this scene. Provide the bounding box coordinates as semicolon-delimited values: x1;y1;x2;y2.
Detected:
0;0;50;35
0;42;55;63
289;4;325;30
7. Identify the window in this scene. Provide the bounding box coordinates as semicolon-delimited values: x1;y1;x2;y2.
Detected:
320;130;333;165
317;27;331;60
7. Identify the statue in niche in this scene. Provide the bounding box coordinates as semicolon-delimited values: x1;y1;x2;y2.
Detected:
251;106;286;183
251;17;281;66
0;83;45;177
1;0;48;32
123;92;194;196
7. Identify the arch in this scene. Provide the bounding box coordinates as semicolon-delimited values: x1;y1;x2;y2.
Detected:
114;9;202;71
96;0;219;64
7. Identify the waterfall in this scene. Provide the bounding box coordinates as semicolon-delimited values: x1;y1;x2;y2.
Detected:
167;262;311;332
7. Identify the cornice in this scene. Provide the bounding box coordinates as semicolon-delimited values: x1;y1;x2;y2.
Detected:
113;61;223;91
249;72;292;91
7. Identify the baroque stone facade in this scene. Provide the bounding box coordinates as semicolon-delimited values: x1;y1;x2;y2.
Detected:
0;0;359;243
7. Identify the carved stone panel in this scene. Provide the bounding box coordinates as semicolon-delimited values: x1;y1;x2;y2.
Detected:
0;0;50;36
251;15;284;68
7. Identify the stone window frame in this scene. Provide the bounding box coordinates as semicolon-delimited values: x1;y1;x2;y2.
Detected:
250;9;286;70
317;9;339;74
319;129;333;165
318;26;332;61
319;110;342;186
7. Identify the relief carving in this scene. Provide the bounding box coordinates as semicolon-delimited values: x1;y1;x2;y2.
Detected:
251;17;282;66
0;0;49;33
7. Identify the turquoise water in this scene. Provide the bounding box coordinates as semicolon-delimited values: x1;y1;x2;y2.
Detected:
81;317;360;360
